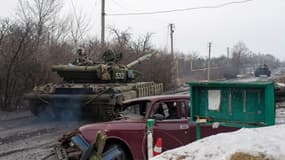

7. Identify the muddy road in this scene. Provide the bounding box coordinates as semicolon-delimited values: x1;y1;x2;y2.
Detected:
0;112;83;160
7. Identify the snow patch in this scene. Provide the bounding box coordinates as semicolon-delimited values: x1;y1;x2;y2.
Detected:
152;124;285;160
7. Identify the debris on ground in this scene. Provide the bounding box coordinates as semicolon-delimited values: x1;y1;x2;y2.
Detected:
230;152;273;160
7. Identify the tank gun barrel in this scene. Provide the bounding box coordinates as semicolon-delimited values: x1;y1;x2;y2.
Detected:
126;52;157;68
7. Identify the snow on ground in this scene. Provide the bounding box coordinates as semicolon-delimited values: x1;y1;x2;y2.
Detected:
152;124;285;160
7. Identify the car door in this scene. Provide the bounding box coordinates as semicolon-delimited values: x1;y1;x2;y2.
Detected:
151;100;195;151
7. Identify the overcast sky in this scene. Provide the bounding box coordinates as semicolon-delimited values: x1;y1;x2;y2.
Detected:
0;0;284;60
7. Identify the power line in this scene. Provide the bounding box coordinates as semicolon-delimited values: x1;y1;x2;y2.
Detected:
110;0;130;11
106;0;255;16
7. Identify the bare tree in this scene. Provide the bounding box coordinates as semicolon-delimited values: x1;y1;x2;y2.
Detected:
232;41;249;73
132;32;153;54
69;12;90;50
17;0;63;45
0;0;74;111
109;27;131;49
0;20;32;110
48;15;71;45
0;19;10;47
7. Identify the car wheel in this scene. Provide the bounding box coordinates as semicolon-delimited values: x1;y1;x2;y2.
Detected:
103;144;128;160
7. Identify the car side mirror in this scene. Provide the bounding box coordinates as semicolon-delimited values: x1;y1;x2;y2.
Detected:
152;113;164;121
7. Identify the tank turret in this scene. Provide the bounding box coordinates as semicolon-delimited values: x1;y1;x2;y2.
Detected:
52;50;156;83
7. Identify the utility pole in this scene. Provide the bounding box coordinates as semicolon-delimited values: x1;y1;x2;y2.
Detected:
101;0;105;45
190;55;193;73
208;42;212;81
227;47;230;64
169;24;174;57
169;23;179;87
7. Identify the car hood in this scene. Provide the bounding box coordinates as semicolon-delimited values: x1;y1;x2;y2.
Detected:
79;119;145;142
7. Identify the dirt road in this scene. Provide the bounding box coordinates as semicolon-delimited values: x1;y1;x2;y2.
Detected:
0;111;83;160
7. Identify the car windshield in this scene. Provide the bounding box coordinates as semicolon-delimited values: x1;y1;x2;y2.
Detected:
120;101;151;119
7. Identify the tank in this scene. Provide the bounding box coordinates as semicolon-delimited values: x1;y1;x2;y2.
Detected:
254;64;271;77
25;49;163;121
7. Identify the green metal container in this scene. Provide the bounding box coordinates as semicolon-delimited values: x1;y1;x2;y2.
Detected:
187;81;275;127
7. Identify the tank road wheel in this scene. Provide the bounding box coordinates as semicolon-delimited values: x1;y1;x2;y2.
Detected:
103;144;129;160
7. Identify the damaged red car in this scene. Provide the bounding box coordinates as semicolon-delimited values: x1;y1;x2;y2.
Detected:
58;95;237;160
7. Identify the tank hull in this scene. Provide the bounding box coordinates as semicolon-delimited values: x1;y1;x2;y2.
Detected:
25;82;163;121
